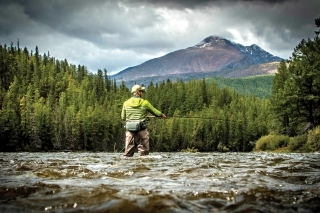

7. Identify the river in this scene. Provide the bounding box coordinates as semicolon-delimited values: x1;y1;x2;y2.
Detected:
0;152;319;213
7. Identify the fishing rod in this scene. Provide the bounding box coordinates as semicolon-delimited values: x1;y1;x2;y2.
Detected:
147;115;247;123
117;115;248;153
147;115;222;120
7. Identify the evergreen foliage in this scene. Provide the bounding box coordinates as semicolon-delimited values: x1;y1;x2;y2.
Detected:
256;17;320;153
0;43;271;152
270;18;320;136
208;75;274;99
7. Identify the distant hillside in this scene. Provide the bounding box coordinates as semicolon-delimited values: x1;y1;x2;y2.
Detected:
208;75;275;99
114;62;279;88
112;35;282;86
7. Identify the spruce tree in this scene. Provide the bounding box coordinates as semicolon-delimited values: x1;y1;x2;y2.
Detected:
270;17;320;135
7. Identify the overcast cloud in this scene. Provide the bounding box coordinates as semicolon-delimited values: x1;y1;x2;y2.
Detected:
0;0;319;75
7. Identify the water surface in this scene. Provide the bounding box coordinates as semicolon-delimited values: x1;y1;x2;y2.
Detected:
0;152;319;212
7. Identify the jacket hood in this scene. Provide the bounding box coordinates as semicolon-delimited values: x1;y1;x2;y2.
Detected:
128;97;143;107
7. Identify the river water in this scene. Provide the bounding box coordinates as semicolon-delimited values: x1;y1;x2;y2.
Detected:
0;152;319;213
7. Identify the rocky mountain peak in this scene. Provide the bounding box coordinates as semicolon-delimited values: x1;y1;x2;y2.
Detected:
112;35;283;86
195;35;227;48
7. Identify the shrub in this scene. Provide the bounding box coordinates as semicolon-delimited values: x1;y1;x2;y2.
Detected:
307;126;320;152
268;135;289;150
217;142;229;152
255;134;290;151
288;134;308;152
255;135;270;151
181;147;199;153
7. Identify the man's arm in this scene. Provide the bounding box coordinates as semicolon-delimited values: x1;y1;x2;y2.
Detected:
121;104;126;120
144;100;164;117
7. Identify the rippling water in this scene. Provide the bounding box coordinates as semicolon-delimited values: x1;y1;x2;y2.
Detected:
0;152;319;213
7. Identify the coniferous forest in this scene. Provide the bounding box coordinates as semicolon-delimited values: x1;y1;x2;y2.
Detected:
0;42;273;152
1;18;319;153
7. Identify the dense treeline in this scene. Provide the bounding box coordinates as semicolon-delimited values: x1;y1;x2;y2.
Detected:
256;17;320;152
209;75;274;99
270;18;320;136
144;79;270;152
0;43;126;151
0;42;270;152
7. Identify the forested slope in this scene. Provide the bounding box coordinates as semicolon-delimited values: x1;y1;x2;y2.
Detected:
0;43;272;152
208;75;274;99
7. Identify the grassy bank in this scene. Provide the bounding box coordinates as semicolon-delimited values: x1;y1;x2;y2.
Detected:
254;126;320;153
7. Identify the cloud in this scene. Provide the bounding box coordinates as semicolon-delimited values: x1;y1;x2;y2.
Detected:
0;0;319;74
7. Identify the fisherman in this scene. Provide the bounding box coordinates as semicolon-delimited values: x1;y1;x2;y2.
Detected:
121;85;166;157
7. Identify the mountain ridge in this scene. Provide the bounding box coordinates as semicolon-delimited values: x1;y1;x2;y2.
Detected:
112;35;282;85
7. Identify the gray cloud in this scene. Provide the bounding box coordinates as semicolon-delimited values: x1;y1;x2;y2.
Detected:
0;0;319;74
123;0;291;8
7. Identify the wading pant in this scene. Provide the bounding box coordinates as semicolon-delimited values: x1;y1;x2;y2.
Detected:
124;129;149;157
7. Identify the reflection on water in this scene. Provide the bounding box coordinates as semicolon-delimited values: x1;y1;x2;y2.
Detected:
0;152;319;212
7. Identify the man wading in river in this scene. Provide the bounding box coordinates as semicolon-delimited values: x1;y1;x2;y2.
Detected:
121;85;166;157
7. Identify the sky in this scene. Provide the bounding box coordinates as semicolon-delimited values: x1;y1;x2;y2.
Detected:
0;0;319;75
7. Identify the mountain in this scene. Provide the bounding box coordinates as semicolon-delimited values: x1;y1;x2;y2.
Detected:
111;35;283;85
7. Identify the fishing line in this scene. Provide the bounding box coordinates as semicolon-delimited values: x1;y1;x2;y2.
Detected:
149;115;246;123
118;115;248;154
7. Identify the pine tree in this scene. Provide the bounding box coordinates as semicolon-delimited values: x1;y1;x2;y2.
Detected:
1;77;22;151
270;60;291;134
270;17;320;135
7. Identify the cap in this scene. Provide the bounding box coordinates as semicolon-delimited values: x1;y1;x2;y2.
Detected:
131;85;145;93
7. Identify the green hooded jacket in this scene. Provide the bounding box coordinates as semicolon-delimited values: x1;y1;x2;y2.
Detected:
121;96;162;121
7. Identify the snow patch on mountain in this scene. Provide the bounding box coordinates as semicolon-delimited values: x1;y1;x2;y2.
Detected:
195;35;282;64
195;35;225;48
